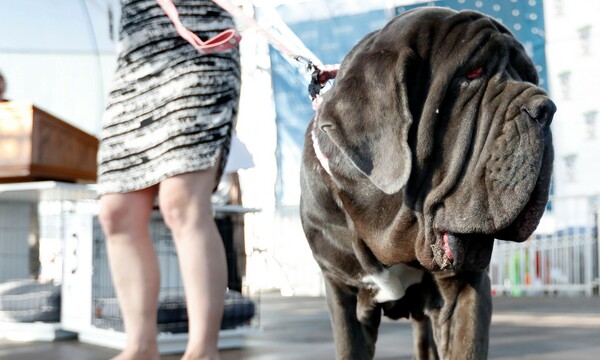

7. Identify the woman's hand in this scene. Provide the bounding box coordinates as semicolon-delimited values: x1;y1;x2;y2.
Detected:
172;21;207;52
156;0;240;54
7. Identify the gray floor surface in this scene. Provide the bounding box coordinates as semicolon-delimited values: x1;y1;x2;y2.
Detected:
1;293;599;359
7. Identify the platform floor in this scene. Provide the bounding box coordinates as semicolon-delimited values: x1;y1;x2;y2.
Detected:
1;293;600;359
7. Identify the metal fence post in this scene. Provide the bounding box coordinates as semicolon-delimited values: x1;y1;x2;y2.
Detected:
596;202;600;295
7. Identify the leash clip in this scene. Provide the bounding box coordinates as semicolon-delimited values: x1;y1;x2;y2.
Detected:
293;55;340;102
293;55;315;72
294;55;322;100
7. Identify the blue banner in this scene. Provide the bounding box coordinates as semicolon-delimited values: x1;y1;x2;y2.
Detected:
396;0;548;88
270;1;547;207
269;9;388;206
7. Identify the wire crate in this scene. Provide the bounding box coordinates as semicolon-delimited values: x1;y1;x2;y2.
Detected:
0;182;259;351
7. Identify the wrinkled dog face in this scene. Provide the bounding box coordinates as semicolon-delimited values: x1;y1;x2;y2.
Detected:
316;8;555;272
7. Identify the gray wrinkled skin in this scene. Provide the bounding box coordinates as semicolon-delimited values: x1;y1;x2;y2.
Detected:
300;8;555;360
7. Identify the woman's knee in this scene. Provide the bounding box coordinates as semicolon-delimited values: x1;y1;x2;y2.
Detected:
159;190;213;236
159;172;215;233
99;199;131;236
158;194;185;232
99;192;154;236
159;193;197;235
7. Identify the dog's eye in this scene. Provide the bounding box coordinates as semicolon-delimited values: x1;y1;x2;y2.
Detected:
466;67;484;81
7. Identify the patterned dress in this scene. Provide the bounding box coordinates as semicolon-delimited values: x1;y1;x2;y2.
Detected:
97;0;241;195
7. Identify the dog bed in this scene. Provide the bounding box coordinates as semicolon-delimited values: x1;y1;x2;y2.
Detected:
0;279;61;323
93;289;255;332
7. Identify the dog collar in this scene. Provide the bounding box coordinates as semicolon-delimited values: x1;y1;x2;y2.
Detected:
308;64;339;177
311;120;332;176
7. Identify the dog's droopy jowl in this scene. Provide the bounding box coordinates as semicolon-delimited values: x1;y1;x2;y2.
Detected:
300;8;555;360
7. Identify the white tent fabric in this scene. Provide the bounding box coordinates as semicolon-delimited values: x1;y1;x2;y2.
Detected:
0;0;120;135
0;0;117;53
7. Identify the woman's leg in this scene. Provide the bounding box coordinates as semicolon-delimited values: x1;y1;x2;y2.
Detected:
99;187;161;360
158;168;227;360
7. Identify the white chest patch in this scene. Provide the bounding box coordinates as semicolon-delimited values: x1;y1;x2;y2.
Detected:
362;264;424;303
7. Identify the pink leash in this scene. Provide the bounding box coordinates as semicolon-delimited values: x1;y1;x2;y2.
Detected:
158;0;339;175
157;0;339;103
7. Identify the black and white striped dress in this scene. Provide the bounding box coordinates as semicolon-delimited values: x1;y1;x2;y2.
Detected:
97;0;241;195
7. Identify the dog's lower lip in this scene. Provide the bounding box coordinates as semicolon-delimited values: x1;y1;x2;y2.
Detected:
442;232;453;262
431;230;457;270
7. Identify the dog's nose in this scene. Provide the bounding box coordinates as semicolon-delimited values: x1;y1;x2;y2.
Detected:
521;98;556;128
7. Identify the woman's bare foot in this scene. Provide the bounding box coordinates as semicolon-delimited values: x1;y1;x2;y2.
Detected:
181;349;220;360
110;346;161;360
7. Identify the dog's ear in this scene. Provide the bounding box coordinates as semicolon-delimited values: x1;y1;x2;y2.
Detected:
318;49;414;194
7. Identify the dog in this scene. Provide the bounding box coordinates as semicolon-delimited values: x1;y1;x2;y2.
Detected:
300;7;555;360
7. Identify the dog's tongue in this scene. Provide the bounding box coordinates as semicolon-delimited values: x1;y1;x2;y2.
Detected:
432;232;465;270
433;232;493;271
442;232;454;262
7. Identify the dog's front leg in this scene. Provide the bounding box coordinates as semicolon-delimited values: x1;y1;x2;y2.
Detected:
325;277;381;360
411;315;439;360
427;271;492;360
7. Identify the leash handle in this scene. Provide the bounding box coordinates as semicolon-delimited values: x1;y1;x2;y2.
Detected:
214;0;305;59
210;1;333;76
156;0;241;54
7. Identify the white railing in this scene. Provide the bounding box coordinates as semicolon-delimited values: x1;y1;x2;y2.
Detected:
490;195;600;297
243;196;600;298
